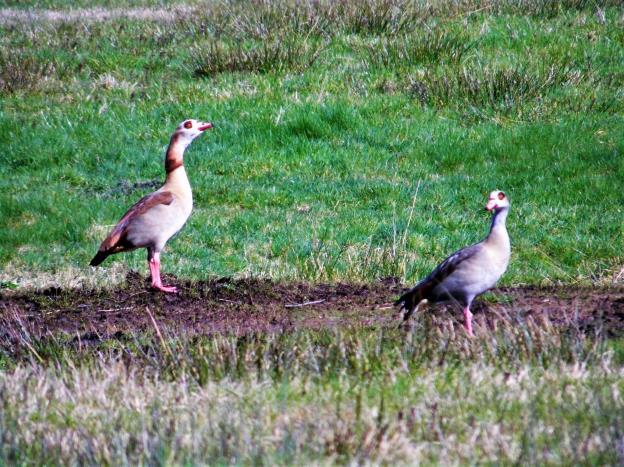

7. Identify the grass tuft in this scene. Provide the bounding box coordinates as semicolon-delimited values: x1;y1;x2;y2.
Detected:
193;35;326;76
0;49;56;95
409;60;587;111
366;29;475;68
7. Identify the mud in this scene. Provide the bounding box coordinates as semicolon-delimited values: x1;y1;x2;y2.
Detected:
1;272;624;340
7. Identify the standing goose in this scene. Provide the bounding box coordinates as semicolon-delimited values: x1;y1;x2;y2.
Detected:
90;119;213;293
395;190;511;335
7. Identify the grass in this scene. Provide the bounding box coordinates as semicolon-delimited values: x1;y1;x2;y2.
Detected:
1;2;624;463
193;35;327;76
1;1;623;288
1;316;623;464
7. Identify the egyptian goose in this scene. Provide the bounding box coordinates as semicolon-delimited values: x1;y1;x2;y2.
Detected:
90;119;213;293
395;190;511;335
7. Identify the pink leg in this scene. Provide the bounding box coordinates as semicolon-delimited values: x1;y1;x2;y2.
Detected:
463;306;474;336
148;253;177;293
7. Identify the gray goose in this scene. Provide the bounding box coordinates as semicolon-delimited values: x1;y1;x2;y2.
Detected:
395;190;511;335
90;119;213;293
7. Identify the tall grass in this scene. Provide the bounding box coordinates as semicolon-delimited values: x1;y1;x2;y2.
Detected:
365;29;475;68
0;48;57;94
193;36;326;76
409;60;588;109
0;318;622;464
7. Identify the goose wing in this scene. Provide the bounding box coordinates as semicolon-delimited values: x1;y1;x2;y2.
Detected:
395;242;482;311
90;191;174;265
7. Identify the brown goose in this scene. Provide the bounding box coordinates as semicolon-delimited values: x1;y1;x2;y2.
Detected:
395;190;511;335
90;119;213;292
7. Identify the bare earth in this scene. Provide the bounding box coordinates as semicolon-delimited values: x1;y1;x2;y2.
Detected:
2;273;624;341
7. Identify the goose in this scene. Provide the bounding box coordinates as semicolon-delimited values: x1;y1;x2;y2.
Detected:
395;190;511;335
90;119;213;293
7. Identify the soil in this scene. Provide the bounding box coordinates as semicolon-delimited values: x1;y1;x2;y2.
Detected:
2;272;624;341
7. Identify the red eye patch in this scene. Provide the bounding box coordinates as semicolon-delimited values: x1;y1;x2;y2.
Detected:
184;121;193;129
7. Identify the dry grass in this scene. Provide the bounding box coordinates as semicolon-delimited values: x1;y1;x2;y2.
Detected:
0;6;193;25
0;318;622;464
0;260;128;291
0;49;57;94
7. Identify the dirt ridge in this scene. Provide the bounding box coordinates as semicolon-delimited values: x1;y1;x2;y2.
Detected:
2;272;624;338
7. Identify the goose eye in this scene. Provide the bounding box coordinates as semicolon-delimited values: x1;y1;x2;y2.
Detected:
184;121;193;129
498;192;506;200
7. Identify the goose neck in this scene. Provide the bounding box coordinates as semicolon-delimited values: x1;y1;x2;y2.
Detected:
487;206;509;239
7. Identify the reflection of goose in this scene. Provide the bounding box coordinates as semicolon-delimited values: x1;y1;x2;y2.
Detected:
396;191;511;335
90;119;213;293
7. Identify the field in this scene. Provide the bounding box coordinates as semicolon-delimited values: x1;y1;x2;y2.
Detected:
1;0;624;464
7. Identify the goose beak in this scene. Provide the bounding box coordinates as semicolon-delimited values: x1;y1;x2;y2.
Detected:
485;199;497;211
198;122;213;131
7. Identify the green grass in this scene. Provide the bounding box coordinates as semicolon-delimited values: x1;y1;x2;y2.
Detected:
1;1;623;288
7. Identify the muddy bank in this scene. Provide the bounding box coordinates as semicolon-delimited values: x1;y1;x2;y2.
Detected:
2;272;624;339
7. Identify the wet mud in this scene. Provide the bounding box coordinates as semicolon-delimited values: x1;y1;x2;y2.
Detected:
2;272;624;340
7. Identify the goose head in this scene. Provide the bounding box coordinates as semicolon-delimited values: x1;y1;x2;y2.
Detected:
173;119;213;148
485;190;510;212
